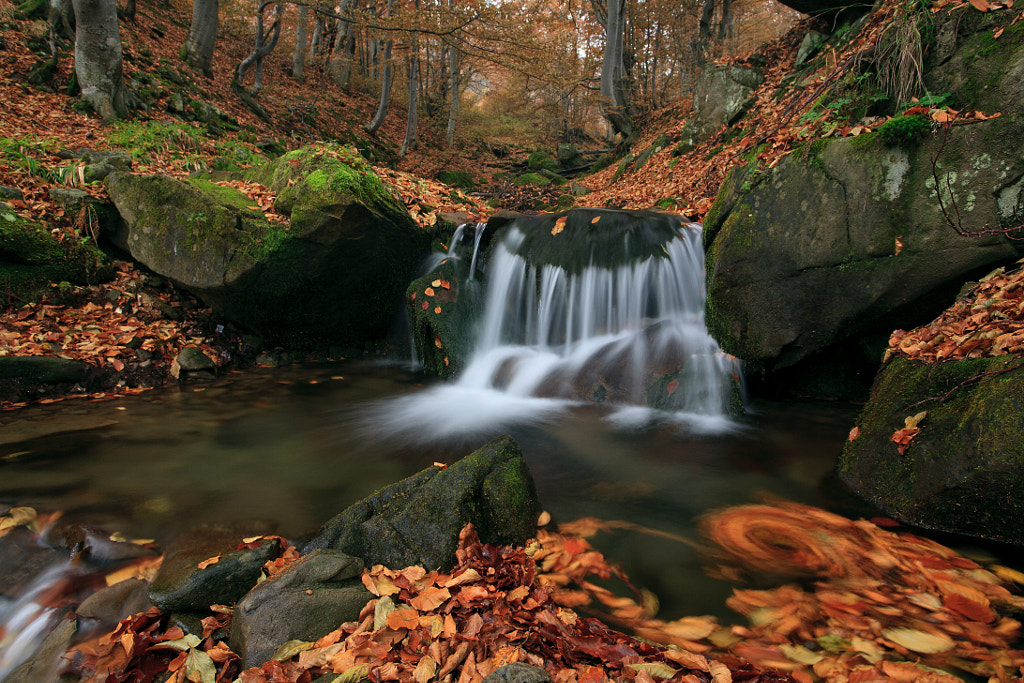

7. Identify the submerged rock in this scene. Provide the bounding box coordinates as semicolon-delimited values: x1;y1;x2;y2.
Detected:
230;550;372;668
839;355;1024;544
303;435;541;570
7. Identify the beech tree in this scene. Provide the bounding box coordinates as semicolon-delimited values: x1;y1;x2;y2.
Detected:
292;4;309;80
73;0;127;122
236;0;284;93
595;0;634;142
181;0;218;76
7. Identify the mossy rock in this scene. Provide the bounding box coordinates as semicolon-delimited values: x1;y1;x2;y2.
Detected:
106;144;430;347
0;203;114;302
499;208;683;275
515;172;550;187
839;354;1024;543
436;170;476;190
704;115;1024;372
526;151;558;172
303;435;542;571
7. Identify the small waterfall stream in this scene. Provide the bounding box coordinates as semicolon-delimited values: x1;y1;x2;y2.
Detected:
368;209;743;441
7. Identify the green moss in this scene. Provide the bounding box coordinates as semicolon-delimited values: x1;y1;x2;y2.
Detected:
878;114;931;146
0;206;113;301
839;354;1024;542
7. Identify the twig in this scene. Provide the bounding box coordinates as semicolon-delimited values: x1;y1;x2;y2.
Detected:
930;110;1024;240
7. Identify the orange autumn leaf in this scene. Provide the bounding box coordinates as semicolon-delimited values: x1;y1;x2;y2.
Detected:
552;216;567;235
425;288;435;297
848;426;861;441
197;555;220;570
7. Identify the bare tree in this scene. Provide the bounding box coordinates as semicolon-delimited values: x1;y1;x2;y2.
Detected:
596;0;634;142
363;0;394;134
237;0;284;93
181;0;218;76
293;4;309;79
73;0;127;122
401;42;419;156
445;40;460;146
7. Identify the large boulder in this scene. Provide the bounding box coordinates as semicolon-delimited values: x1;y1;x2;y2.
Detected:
925;9;1024;117
677;65;764;150
704;114;1024;371
838;355;1024;544
105;144;430;347
303;435;542;570
230;550;372;669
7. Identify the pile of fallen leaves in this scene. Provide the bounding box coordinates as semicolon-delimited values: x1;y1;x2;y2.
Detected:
885;261;1024;364
65;524;788;683
701;503;1024;683
47;501;1024;683
0;261;240;409
373;167;490;229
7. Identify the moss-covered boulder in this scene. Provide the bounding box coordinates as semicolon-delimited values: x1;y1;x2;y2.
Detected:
0;202;114;302
838;355;1024;544
704;114;1024;371
303;435;542;571
105;145;430;347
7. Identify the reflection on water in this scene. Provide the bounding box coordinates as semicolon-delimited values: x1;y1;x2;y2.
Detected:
0;359;864;619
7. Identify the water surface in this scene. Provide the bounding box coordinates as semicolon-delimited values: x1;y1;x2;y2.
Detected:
0;359;862;620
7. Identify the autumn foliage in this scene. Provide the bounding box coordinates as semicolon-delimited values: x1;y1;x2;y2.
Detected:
29;501;1024;683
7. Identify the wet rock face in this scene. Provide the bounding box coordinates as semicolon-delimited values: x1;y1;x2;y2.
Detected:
147;521;281;612
704;115;1024;372
303;435;542;571
838;355;1024;544
230;550;372;669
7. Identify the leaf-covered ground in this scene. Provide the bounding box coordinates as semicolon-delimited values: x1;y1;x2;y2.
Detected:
6;502;1024;683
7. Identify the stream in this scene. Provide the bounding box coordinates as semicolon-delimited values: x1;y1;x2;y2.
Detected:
0;359;866;622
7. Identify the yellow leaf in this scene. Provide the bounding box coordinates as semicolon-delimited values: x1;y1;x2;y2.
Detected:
882;627;955;653
272;640;314;661
904;411;927;429
432;280;442;287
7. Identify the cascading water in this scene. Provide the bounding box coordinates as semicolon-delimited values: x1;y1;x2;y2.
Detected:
364;208;743;441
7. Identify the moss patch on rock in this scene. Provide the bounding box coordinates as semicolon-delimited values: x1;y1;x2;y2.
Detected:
839;354;1024;543
0;203;114;302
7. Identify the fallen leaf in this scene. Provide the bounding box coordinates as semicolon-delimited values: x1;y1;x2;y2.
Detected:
197;555;220;570
882;627;955;653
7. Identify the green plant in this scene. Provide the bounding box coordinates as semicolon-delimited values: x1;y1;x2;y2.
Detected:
878;114;931;146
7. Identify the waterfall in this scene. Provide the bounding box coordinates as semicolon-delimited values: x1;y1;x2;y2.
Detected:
364;209;742;441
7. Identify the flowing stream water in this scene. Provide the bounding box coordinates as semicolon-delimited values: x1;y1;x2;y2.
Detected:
0;211;871;678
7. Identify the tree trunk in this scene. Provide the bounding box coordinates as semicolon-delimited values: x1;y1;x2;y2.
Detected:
363;0;393;134
400;43;419;156
327;0;353;87
309;15;324;58
599;0;633;142
363;38;392;133
48;0;74;58
717;0;734;42
292;4;308;80
236;0;283;93
181;0;218;77
73;0;127;122
122;0;135;21
445;42;459;146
